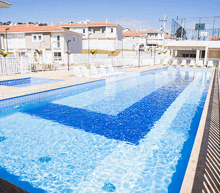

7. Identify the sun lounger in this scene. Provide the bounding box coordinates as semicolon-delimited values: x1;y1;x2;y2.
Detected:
109;64;125;75
171;59;178;66
81;66;93;77
207;60;213;68
197;60;203;67
180;60;186;67
100;65;113;76
90;65;104;78
73;66;83;77
189;60;195;67
162;59;169;66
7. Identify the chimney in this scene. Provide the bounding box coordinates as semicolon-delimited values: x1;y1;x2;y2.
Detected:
27;22;29;27
106;18;107;25
51;20;53;26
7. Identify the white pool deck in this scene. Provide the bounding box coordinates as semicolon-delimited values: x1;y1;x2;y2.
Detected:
0;65;219;193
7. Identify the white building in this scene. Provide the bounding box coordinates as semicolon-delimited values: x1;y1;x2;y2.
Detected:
164;40;220;65
56;21;124;51
122;30;168;50
0;24;83;63
0;0;11;8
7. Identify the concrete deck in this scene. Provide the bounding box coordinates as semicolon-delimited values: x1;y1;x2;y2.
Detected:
181;68;220;193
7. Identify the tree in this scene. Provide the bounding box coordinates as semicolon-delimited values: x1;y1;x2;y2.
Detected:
35;49;42;56
66;50;71;55
0;49;13;57
89;50;97;55
175;27;186;39
89;50;97;66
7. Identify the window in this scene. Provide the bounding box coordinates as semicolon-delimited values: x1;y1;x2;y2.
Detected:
111;28;113;33
100;28;104;33
55;35;60;47
54;52;62;60
154;34;157;37
21;52;26;57
83;29;85;33
73;37;76;42
32;34;43;42
54;52;61;57
149;34;151;37
91;29;95;33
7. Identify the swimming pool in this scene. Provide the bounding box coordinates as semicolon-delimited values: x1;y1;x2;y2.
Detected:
0;77;61;87
0;67;213;192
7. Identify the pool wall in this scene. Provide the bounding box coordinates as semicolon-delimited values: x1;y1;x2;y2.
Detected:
0;79;105;109
180;68;216;192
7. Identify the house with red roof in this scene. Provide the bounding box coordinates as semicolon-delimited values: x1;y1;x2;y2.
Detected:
122;29;168;50
56;20;124;51
0;23;83;63
0;0;11;8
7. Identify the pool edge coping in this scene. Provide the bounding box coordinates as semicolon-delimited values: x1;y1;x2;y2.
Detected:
180;68;215;192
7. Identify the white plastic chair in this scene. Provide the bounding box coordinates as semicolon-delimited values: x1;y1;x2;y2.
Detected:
162;59;169;66
180;60;186;67
207;60;213;68
73;66;83;77
189;60;195;67
100;65;113;76
172;59;178;66
197;60;203;67
81;66;92;77
107;64;124;75
90;65;104;78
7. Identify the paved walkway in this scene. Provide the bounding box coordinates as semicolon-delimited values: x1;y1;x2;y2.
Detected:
192;68;220;193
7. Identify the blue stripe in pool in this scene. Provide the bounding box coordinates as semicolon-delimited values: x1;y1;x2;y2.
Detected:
25;74;193;145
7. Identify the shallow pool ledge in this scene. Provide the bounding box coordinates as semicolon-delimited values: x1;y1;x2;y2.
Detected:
180;68;219;193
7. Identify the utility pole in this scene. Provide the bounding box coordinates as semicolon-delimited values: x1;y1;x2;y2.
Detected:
159;15;167;32
159;15;167;50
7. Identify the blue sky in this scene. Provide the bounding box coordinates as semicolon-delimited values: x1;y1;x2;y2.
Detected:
0;0;219;32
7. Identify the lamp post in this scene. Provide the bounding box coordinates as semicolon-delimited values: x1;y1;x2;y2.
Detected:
138;44;144;68
51;41;58;69
122;36;124;58
87;32;92;65
67;40;71;71
5;28;10;52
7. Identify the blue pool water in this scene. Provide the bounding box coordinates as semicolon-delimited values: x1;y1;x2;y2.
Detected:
0;67;213;192
0;77;61;87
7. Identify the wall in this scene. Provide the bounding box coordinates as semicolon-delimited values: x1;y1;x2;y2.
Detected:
63;33;82;53
208;50;220;58
25;32;51;49
83;39;121;50
88;27;106;39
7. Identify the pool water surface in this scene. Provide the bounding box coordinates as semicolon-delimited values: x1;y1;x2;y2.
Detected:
0;77;61;87
0;67;213;192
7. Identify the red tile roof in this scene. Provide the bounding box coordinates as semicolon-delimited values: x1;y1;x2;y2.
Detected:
123;30;163;36
56;22;124;30
0;24;84;36
208;36;220;40
0;0;11;5
122;31;145;36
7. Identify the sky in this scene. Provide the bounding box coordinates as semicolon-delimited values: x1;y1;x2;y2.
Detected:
0;0;220;33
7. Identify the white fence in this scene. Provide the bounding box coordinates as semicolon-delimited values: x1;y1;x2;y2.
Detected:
0;57;53;75
0;54;219;75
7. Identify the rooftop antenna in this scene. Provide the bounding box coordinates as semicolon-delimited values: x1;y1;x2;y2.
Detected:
159;15;167;32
